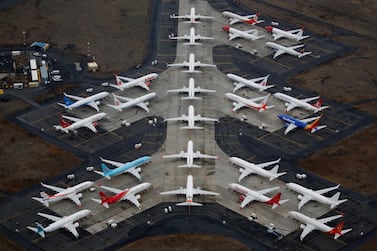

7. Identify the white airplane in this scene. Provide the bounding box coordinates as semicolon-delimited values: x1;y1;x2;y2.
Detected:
229;183;289;209
265;26;310;41
165;105;218;129
167;78;216;100
222;26;264;41
289;211;352;241
110;73;158;91
170;7;214;24
106;92;156;112
227;73;273;92
32;181;93;207
27;209;91;238
222;11;264;25
162;140;217;168
265;41;312;59
273;92;329;113
92;183;152;209
286;183;348;210
53;112;107;134
167;53;216;73
160;175;219;206
58;91;109;112
229;157;286;182
225;93;274;112
169;27;214;45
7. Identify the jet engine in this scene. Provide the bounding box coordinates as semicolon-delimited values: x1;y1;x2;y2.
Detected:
297;195;303;200
300;224;306;230
136;167;142;172
135;194;141;200
95;101;100;105
74;222;80;228
239;168;244;173
77;193;83;199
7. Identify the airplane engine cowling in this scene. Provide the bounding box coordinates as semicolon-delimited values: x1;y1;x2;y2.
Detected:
233;102;237;106
300;224;306;230
135;194;141;200
180;151;185;155
95;101;100;105
74;222;79;228
285;102;290;107
239;168;244;173
77;193;83;199
297;195;303;200
136;167;142;172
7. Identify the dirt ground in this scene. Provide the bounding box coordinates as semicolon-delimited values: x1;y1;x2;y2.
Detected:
0;0;376;250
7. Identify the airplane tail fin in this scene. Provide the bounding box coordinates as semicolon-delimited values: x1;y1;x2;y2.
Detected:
329;222;352;239
63;96;74;106
259;96;274;112
260;75;270;86
91;192;110;208
312;98;329;112
266;192;289;209
177;201;202;206
27;222;46;238
268;165;287;181
329;192;348;209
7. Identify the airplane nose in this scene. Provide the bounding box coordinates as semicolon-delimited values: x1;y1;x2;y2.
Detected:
222;26;230;32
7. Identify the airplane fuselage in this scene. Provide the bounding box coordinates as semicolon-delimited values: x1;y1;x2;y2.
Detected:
42;209;90;233
105;156;151;178
46;181;93;202
186;175;194;202
286;182;338;207
289;211;337;236
278;114;308;129
65;92;109;110
64;112;107;132
229;183;270;203
274;92;320;112
230;157;277;180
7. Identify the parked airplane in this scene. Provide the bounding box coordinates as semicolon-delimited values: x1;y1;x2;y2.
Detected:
286;182;348;210
160;175;219;206
265;41;312;59
92;183;152;209
167;78;216;100
167;53;216;73
265;26;310;41
170;7;214;23
58;91;109;112
110;73;158;91
169;27;213;45
278;113;327;135
225;93;274;112
227;73;273;92
229;183;289;209
222;26;264;41
164;105;218;129
273;92;329;113
106;92;156;112
289;211;352;241
94;156;151;180
222;11;264;25
162;140;217;168
27;209;91;238
32;181;93;207
229;157;285;182
53;112;107;134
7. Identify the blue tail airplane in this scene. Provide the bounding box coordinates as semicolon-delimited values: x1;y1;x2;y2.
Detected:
278;114;327;135
94;156;151;181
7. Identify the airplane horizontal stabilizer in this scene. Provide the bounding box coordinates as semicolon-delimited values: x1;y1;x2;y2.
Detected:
181;96;202;100
177;201;202;206
91;198;109;208
311;125;327;133
32;197;50;207
178;163;202;168
27;222;45;238
181;126;203;130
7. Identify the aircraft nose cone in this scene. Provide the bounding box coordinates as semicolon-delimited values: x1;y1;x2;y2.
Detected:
222;26;230;32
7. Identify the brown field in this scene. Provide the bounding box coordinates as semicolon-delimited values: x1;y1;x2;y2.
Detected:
0;0;376;250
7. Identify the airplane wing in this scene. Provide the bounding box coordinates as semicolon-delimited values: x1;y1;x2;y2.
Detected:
100;185;123;194
229;32;240;40
258;187;280;195
315;185;339;195
284;123;298;135
195;62;216;68
160;188;187;195
300;224;316;240
273;49;287;59
301;116;321;123
257;159;281;169
40;183;65;193
272;33;284;40
117;76;134;82
193;152;217;159
170;35;187;40
83;122;97;133
193;188;219;196
167;87;189;93
239;169;254;182
233;101;245;112
112;95;133;102
298;195;312;209
245;29;257;34
195;35;213;40
100;158;124;168
286;102;298;112
194;87;216;93
61;115;81;123
64;222;79;238
240;195;255;208
63;92;83;101
162;152;187;159
167;62;189;67
87;101;100;112
318;214;343;224
300;96;319;103
289;44;305;50
194;115;218;122
170;14;189;19
67;194;81;206
136;102;150;113
124;194;141;208
127;168;142;181
165;115;188;122
38;212;61;222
